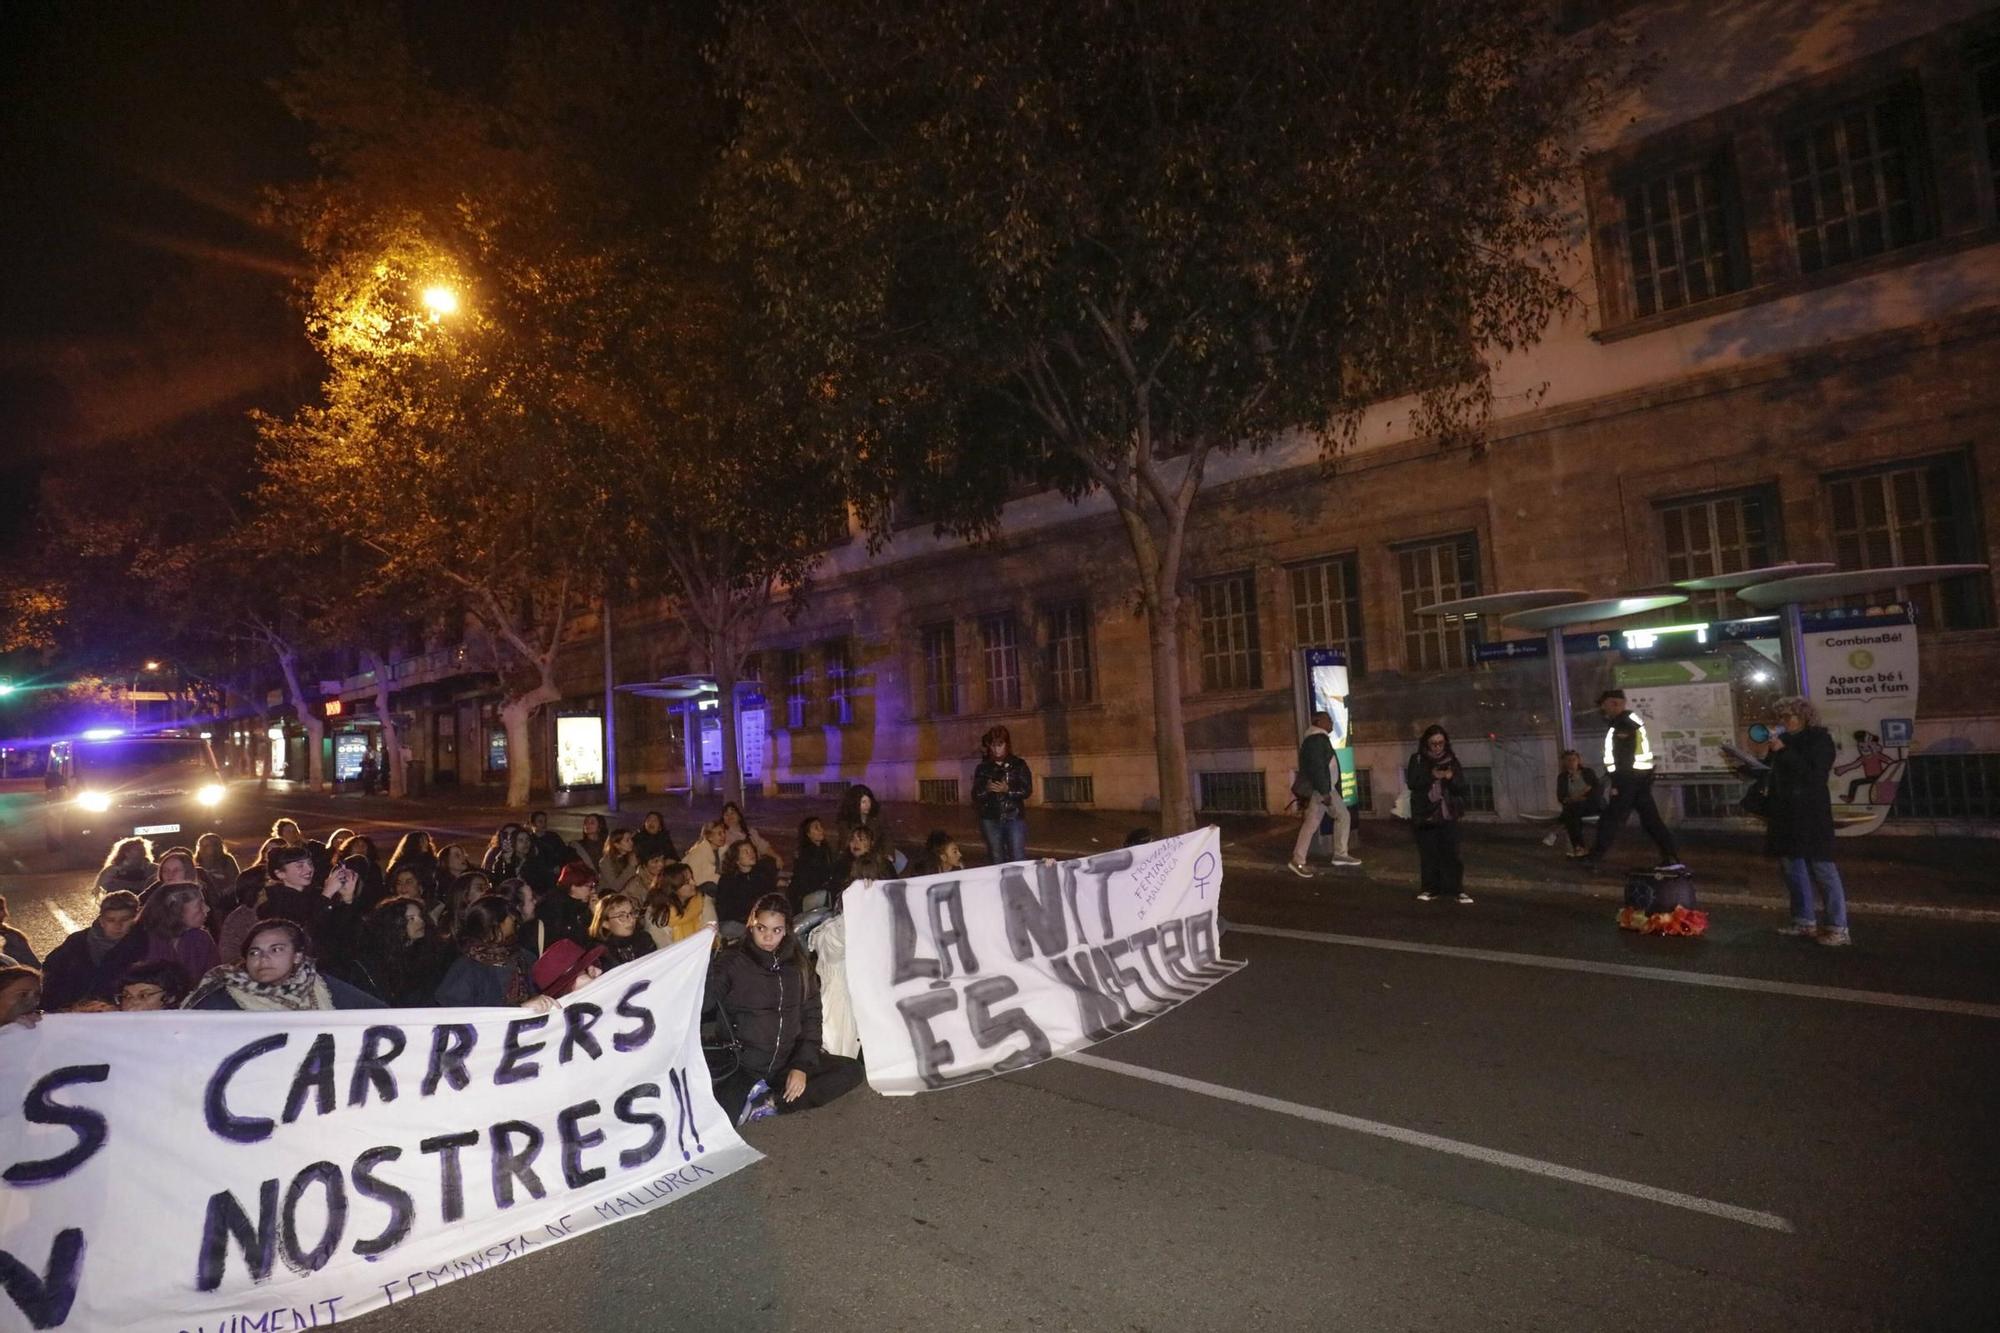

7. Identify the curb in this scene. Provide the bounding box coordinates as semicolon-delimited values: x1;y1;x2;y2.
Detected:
1028;844;2000;926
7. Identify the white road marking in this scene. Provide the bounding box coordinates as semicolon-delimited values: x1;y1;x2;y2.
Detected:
1064;1051;1796;1233
49;904;81;935
1228;924;2000;1021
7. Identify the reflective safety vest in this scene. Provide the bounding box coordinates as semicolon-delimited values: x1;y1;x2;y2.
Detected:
1604;711;1656;773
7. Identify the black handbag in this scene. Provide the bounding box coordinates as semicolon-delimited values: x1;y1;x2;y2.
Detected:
1738;775;1771;817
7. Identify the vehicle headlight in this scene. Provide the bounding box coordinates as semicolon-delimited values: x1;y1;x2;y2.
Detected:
77;791;113;813
197;784;226;807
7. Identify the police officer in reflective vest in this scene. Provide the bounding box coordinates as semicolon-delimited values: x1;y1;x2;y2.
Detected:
1585;688;1685;872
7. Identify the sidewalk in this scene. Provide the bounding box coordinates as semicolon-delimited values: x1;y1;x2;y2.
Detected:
262;782;2000;924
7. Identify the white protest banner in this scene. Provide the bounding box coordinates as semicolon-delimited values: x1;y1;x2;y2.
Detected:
1804;612;1919;836
844;826;1242;1095
0;931;757;1332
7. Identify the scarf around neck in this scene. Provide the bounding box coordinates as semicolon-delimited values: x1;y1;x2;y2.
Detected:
186;956;333;1012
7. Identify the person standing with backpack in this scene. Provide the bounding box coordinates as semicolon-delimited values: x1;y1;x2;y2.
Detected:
1287;710;1359;876
1407;724;1471;904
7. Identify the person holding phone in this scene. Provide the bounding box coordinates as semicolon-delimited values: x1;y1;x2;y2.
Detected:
972;725;1033;865
1555;750;1602;858
1407;724;1471;903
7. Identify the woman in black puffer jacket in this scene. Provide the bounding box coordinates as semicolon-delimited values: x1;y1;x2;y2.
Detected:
706;893;865;1125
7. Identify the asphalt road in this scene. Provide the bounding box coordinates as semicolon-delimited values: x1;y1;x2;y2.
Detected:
3;792;1995;1330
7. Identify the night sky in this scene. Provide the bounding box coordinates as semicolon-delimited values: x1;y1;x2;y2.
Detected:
0;0;558;558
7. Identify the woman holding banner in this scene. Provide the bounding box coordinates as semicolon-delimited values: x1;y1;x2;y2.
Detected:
708;894;865;1124
184;919;385;1011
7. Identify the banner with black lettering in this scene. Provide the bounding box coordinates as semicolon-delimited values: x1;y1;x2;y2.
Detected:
0;930;757;1332
844;827;1242;1094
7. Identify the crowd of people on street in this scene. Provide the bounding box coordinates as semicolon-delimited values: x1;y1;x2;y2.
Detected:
0;786;1007;1125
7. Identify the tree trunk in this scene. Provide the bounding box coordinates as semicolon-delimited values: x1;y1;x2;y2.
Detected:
713;634;745;809
274;646;324;790
360;649;407;799
1145;591;1196;833
499;672;563;810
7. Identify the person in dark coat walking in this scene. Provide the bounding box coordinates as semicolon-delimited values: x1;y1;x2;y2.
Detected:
1761;696;1849;946
707;893;865;1124
1406;725;1472;904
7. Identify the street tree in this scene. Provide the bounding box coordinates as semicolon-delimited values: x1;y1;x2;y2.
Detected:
714;0;1617;831
259;10;706;807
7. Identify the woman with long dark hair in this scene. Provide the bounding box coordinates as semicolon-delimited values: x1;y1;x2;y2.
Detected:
633;811;679;866
715;838;780;929
434;896;537;1007
707;893;865;1124
1406;724;1471;904
345;898;451;1007
383;831;438;900
791;815;840;910
643;864;717;949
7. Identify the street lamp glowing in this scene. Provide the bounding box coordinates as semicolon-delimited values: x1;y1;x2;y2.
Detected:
143;660;161;671
421;285;460;318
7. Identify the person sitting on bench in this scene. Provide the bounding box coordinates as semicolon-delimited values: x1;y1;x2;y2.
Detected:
1556;749;1601;858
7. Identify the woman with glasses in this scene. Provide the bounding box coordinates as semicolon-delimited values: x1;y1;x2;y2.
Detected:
706;893;865;1125
588;891;655;969
184;918;384;1011
115;958;191;1010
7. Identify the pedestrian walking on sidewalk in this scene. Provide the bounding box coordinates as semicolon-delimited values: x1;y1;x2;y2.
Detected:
1288;710;1358;876
1760;696;1851;946
973;725;1033;865
1406;725;1471;904
1584;689;1684;873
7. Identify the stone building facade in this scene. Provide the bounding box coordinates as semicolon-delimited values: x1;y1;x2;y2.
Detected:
342;0;2000;830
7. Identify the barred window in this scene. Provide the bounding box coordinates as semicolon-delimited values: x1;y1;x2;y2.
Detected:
1197;770;1267;813
1622;157;1745;316
1396;534;1480;671
822;638;854;726
782;650;809;730
1783;89;1931;274
921;623;959;716
1658;489;1779;620
1826;457;1989;629
979;613;1023;711
1042;600;1097;704
1196;572;1263;691
1289;554;1366;675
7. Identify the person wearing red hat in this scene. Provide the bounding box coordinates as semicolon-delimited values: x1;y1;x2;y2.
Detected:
530;938;607;999
539;861;599;951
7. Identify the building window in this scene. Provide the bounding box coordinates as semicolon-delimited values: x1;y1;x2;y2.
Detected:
481;702;507;776
822;638;854;726
921;623;959;716
1783;88;1931;274
1289;554;1366;675
1826;456;1989;629
1977;34;2000;202
1041;600;1097;705
918;777;961;805
1658;488;1779;620
780;650;809;729
1461;766;1497;814
979;612;1023;711
1043;774;1096;805
1621;156;1745;316
1396;534;1480;671
774;780;808;795
1198;770;1267;813
1196;572;1263;691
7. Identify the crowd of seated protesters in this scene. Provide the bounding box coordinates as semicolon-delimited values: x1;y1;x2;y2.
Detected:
5;805;1009;1124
